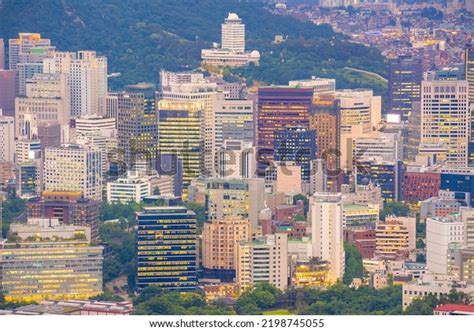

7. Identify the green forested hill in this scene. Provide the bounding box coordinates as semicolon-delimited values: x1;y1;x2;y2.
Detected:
0;0;387;94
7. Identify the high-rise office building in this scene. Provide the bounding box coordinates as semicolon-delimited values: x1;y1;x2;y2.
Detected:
309;192;344;283
157;99;203;191
237;233;289;291
216;140;256;179
0;115;15;162
352;131;402;163
274;127;316;182
309;96;340;175
117;92;158;171
17;162;40;198
426;215;464;274
202;217;251;276
0;70;17;117
467;44;474;103
17;45;56;96
158;77;219;175
355;157;403;202
43;144;103;201
136;206;197;291
214;94;254;149
257;87;313;172
8;33;51;70
188;177;265;229
0;218;103;303
420;79;469;167
27;191;101;241
0;38;4;70
464;45;474;165
15;73;70;142
336;89;381;133
44;50;107;117
440;169;474;208
388;56;422;121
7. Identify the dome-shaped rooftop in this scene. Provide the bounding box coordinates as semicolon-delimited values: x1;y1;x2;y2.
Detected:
250;50;260;58
227;13;240;21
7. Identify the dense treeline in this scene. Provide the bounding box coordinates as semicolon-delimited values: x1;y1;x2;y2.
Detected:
132;283;404;315
0;0;386;94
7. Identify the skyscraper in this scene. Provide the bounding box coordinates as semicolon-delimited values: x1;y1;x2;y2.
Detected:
44;50;108;117
420;79;469;167
8;33;51;70
0;115;15;162
0;38;4;70
117;92;158;171
309;96;340;173
136;206;197;291
43;144;103;201
464;44;474;165
309;192;344;283
17;45;55;96
0;70;17;117
274;127;316;182
256;87;313;173
157;99;203;192
158;77;219;175
15;73;70;142
202;217;251;278
336;88;380;133
388;56;422;121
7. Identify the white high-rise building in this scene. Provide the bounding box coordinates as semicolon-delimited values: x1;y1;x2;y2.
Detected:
44;51;108;118
309;192;345;283
222;13;245;52
336;89;382;133
420;80;469;167
201;13;259;67
43;144;103;201
426;215;465;274
236;233;288;291
0;115;15;162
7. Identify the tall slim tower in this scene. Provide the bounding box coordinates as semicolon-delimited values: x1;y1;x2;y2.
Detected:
309;192;344;283
0;38;5;70
465;44;474;165
221;13;245;52
117;92;158;171
388;56;422;121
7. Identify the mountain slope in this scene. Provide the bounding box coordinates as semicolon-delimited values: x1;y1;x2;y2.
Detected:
0;0;387;93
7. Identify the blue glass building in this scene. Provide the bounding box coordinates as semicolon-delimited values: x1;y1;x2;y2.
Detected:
273;127;316;182
136;206;197;291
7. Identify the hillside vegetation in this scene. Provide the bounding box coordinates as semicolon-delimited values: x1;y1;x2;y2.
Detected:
0;0;387;94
